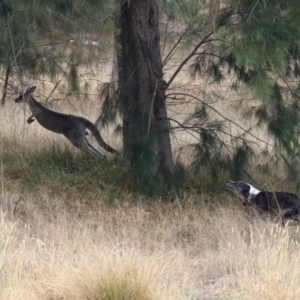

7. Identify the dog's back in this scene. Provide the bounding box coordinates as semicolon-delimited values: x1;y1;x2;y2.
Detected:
251;191;300;217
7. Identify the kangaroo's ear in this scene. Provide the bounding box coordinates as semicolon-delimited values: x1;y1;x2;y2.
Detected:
26;86;36;94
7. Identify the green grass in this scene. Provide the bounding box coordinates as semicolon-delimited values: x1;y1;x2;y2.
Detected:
2;146;129;202
2;144;236;204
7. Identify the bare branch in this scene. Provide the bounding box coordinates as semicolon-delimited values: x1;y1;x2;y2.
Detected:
1;66;10;106
162;35;183;67
167;116;262;150
148;79;157;134
45;81;61;102
167;92;275;148
13;54;42;67
4;9;23;90
166;32;213;88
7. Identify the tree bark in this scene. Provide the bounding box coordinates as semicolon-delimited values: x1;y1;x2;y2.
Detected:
119;0;174;194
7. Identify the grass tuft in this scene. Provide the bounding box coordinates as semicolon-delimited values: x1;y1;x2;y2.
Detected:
54;250;174;300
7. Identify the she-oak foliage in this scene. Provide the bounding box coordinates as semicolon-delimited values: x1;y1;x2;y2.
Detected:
0;0;112;98
2;0;300;195
214;0;300;185
177;0;300;186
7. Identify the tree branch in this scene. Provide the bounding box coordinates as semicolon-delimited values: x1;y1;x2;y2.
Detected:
166;32;213;88
148;79;157;134
4;7;23;91
45;80;61;102
162;35;183;67
167;116;262;151
13;54;42;66
1;66;10;106
167;92;275;148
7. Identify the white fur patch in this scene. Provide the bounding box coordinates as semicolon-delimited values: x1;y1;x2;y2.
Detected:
248;184;260;196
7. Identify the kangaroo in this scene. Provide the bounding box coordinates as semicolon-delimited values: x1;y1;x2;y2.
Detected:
15;86;117;157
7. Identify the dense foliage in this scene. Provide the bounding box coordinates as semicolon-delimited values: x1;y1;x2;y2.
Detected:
0;0;113;100
216;1;300;184
159;0;300;185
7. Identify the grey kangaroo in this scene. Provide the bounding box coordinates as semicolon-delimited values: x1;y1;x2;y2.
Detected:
15;86;117;157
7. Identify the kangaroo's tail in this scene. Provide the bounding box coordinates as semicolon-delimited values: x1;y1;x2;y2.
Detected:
83;118;118;154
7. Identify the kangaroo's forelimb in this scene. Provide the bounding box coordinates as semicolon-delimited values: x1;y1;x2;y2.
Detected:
27;107;41;124
27;116;35;124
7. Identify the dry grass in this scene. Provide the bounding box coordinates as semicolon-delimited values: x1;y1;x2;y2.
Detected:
0;193;300;300
1;72;300;299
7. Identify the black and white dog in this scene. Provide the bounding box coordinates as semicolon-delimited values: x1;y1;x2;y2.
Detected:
227;180;300;224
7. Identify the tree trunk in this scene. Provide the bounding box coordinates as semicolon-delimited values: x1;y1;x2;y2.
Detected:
119;0;174;195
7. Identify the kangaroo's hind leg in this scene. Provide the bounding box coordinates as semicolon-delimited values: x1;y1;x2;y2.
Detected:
65;130;105;158
85;136;105;157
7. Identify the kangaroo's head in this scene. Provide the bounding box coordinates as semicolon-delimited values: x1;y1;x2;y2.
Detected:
15;86;36;103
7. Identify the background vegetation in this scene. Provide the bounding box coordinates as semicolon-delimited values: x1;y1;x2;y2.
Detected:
1;0;300;299
1;0;300;191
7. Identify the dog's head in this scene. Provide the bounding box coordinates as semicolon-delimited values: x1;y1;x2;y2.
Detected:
227;180;260;205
